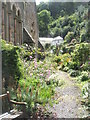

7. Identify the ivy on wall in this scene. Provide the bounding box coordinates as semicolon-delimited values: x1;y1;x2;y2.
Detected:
2;40;24;91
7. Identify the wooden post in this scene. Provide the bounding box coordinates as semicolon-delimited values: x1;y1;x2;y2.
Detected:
7;91;12;110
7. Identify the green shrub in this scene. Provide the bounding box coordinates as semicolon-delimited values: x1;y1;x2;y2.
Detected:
77;71;89;81
60;53;71;67
53;53;71;69
61;26;71;38
71;43;90;70
2;40;24;90
53;56;61;64
65;32;74;43
80;34;86;42
63;67;69;72
61;45;68;54
68;69;80;77
80;62;90;71
18;77;55;114
69;61;79;70
52;27;61;37
82;83;88;98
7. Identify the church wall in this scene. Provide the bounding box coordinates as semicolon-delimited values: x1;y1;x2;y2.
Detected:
1;1;39;46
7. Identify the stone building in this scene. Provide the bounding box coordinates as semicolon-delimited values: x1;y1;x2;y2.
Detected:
1;0;39;47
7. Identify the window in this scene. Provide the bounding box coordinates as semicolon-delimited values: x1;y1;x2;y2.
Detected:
2;7;4;39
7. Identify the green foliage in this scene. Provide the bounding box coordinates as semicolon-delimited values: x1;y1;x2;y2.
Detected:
69;61;79;70
60;53;71;67
37;2;88;42
2;40;24;90
45;43;51;50
61;17;70;27
52;27;61;37
65;32;74;43
53;56;61;64
82;83;88;98
38;10;52;24
53;53;71;70
63;67;69;72
71;43;90;69
37;2;49;13
17;58;55;114
48;2;79;19
53;42;89;80
61;26;71;38
77;71;89;81
38;10;52;37
49;16;72;38
80;34;86;42
18;77;39;113
2;40;56;114
68;69;80;77
80;62;90;71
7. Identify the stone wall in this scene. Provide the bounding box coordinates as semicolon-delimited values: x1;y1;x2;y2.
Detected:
23;2;39;47
1;1;39;46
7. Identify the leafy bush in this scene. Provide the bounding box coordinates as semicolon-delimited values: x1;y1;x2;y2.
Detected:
2;40;24;91
60;53;71;67
61;26;71;38
53;53;71;70
50;27;61;37
53;56;61;64
14;54;56;114
65;32;74;43
38;9;53;37
18;76;55;114
67;45;75;53
61;17;69;27
77;71;89;81
71;43;90;69
63;67;69;72
80;62;90;71
80;34;86;42
68;69;80;77
69;61;79;70
82;83;88;98
2;40;56;115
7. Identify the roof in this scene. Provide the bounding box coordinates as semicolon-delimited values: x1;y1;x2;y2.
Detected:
39;37;53;42
39;37;53;46
53;36;63;41
23;27;35;44
39;36;63;46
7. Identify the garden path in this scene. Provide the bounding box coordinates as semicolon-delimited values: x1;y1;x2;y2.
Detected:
47;70;88;118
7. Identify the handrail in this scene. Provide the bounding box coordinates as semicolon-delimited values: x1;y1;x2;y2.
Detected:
10;100;27;105
0;94;7;98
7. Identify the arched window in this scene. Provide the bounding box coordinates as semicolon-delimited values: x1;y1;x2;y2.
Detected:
2;3;6;40
2;5;5;39
17;9;22;45
18;9;20;17
6;2;12;42
13;4;17;45
13;4;16;15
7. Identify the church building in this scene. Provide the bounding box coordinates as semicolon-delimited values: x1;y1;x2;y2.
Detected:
1;0;39;47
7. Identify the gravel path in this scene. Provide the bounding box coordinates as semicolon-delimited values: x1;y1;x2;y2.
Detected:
47;71;88;118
